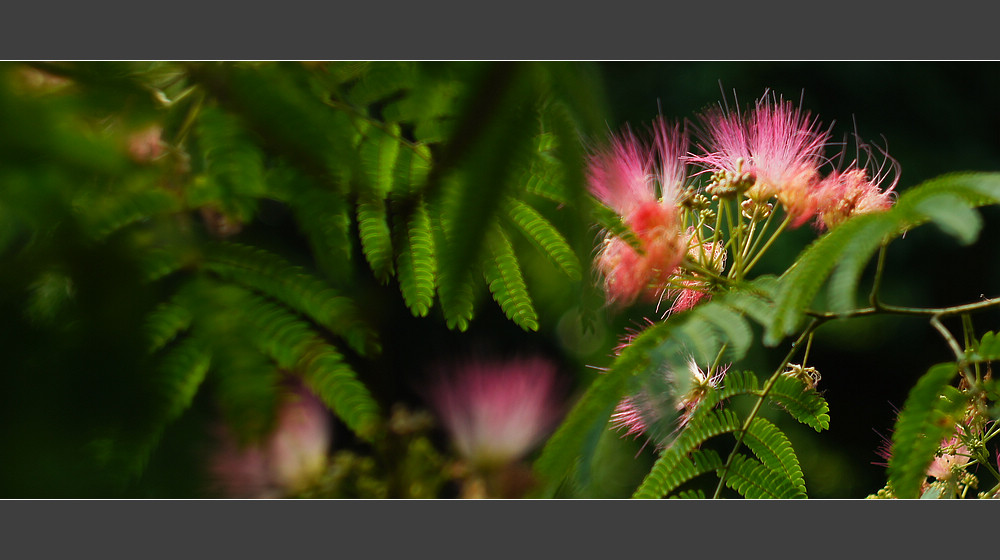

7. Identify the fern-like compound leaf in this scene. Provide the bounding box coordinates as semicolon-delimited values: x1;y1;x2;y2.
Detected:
768;213;886;344
716;370;760;401
503;196;581;280
633;409;741;498
768;374;831;432
768;172;1000;345
888;363;966;499
743;417;807;496
392;143;432;197
394;197;437;317
345;61;418;108
239;291;382;441
271;176;354;284
203;242;380;356
82;188;180;241
356;192;395;285
632;449;723;499
483;225;539;332
534;363;630;497
153;335;212;426
146;299;193;353
671;489;708;499
433;201;477;332
723;453;803;499
358;123;402;198
433;65;538;330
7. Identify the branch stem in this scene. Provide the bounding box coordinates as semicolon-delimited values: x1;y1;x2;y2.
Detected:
712;319;824;498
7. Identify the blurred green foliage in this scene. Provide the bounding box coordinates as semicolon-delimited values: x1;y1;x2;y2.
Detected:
0;61;609;497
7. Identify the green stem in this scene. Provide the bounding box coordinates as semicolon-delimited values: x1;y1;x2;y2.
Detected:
743;215;790;276
172;89;206;146
806;295;1000;320
742;203;778;261
961;314;981;382
739;218;759;263
931;315;975;383
712;319;824;499
711;198;725;249
710;343;729;376
869;243;888;308
731;199;745;280
723;200;738;279
325;98;431;161
681;257;737;290
801;332;815;368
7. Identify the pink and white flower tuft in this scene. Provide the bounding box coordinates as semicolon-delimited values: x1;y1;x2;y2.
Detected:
610;357;728;445
587;128;656;216
428;356;564;469
665;236;727;316
815;143;899;230
691;92;831;228
208;383;332;498
590;120;689;306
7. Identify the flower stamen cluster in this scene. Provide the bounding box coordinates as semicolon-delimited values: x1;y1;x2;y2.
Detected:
588;91;900;313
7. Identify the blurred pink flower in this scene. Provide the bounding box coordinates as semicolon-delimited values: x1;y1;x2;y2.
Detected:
208;383;331;498
428;356;564;469
589;120;689;306
587;127;655;216
873;423;970;484
127;125;165;164
610;357;728;445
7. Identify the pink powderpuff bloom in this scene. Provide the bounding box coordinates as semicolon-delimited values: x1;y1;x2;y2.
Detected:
127;124;166;164
428;356;564;470
208;383;332;498
691;92;831;228
874;422;971;489
610;357;728;446
587;127;656;217
589;120;689;306
814;145;899;230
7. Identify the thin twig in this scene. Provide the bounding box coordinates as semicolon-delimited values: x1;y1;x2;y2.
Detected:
712;318;824;498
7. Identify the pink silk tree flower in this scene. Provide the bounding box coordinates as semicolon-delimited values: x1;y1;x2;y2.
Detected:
590;121;689;306
925;435;971;482
208;383;331;498
610;357;727;445
814;149;899;230
748;95;830;227
428;356;564;470
127;124;166;164
665;236;727;315
587;128;656;217
691;93;831;228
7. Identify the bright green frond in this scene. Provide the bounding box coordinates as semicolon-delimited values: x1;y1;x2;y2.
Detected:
483;225;539;332
633;449;723;499
504;197;581;280
768;375;831;432
743;417;807;496
723;453;804;499
394;197;437;317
